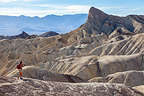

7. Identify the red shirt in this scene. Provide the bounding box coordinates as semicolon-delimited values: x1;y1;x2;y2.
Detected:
17;63;23;69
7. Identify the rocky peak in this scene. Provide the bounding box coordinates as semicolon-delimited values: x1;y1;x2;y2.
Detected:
20;31;29;36
15;31;29;38
82;7;109;35
81;7;139;35
88;7;108;21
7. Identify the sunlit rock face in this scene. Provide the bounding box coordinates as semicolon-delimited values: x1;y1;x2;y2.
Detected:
89;70;144;87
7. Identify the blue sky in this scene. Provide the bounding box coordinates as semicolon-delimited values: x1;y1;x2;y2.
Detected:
0;0;144;17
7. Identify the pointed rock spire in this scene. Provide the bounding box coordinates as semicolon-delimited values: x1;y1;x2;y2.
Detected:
88;7;108;20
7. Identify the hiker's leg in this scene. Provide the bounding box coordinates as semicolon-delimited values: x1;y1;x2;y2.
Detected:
18;70;20;79
18;69;22;79
19;69;23;79
17;75;19;79
20;72;22;77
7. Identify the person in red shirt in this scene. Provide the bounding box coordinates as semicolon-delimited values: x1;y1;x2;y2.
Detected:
16;61;24;80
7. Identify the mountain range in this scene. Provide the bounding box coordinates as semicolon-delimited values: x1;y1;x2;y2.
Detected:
0;14;87;36
0;31;59;39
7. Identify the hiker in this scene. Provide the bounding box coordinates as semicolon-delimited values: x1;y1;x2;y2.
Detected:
16;61;24;80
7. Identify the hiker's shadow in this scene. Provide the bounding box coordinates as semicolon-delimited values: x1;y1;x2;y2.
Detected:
22;78;36;85
22;78;33;82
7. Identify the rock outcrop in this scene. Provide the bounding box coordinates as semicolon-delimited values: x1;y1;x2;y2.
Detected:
40;53;144;81
133;85;144;94
89;70;144;90
8;66;84;83
78;7;144;37
106;70;144;87
89;33;144;56
64;7;144;46
0;76;143;96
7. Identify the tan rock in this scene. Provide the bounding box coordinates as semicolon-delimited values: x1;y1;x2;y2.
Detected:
42;53;144;81
8;66;84;83
133;85;144;94
97;54;144;76
0;76;143;96
88;77;106;82
106;70;144;87
89;33;144;56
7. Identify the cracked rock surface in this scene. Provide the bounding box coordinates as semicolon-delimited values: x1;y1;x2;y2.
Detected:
0;76;143;96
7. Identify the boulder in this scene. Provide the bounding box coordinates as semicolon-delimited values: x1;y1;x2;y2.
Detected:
89;70;144;88
96;54;144;76
133;85;144;94
106;70;144;87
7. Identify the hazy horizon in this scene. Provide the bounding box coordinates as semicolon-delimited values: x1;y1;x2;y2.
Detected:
0;13;88;18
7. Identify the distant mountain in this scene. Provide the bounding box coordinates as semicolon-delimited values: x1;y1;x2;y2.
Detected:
0;14;87;36
0;31;30;39
12;31;29;39
0;31;60;40
40;31;59;37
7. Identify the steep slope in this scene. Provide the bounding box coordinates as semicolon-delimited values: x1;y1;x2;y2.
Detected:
89;33;144;56
65;7;144;44
59;33;144;57
81;7;144;35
